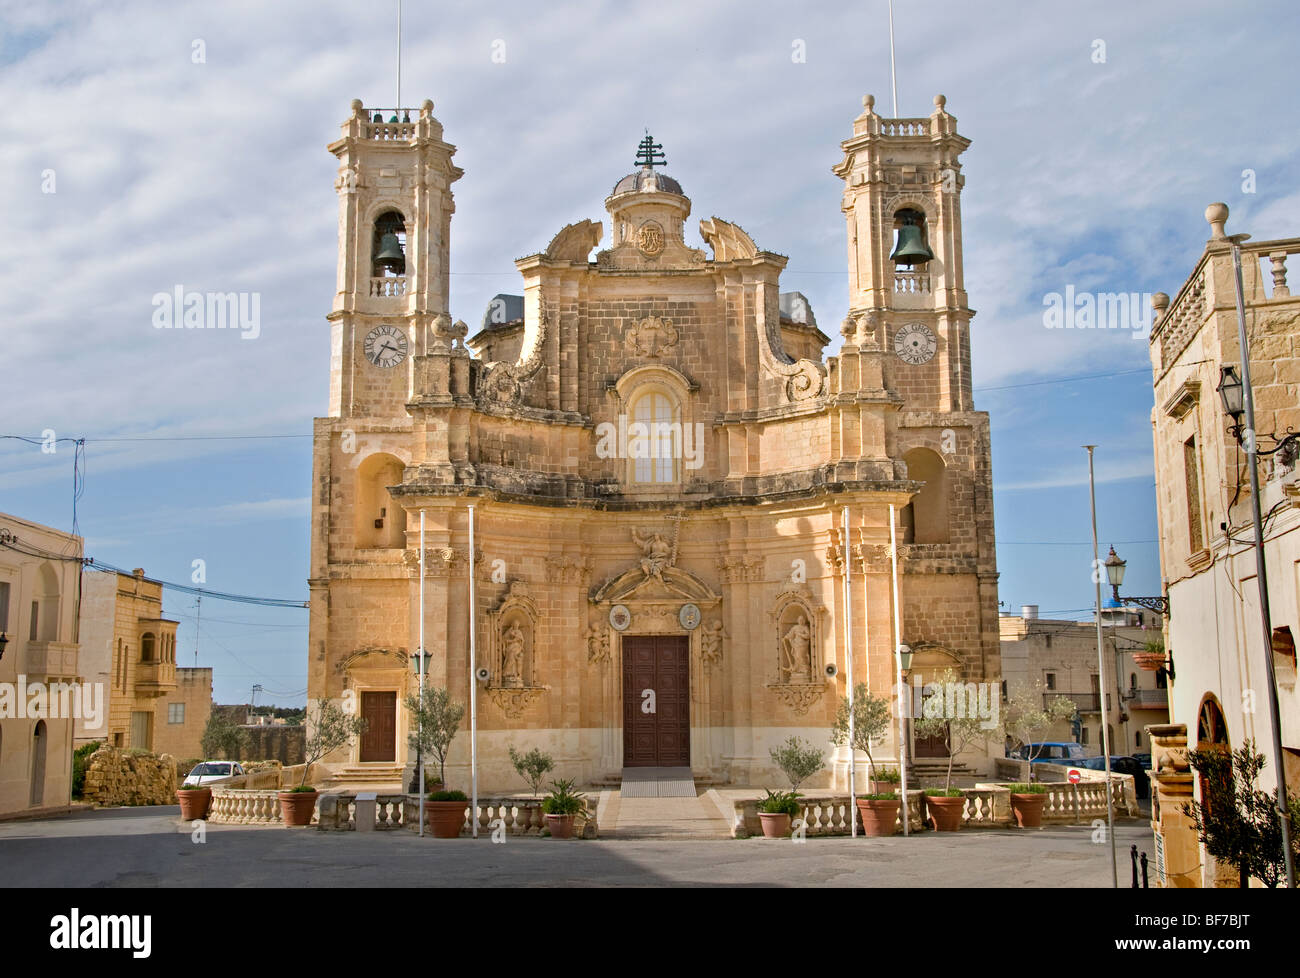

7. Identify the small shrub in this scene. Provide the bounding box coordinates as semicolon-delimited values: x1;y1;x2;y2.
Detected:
71;741;101;798
428;789;468;802
923;787;964;797
508;745;554;797
756;789;801;816
286;785;318;793
1006;783;1047;794
861;791;898;801
872;768;902;783
769;736;824;790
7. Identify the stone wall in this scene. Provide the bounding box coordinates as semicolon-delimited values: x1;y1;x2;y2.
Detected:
82;747;178;806
235;725;306;766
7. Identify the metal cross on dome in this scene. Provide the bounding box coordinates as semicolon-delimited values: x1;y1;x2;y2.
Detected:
635;132;666;169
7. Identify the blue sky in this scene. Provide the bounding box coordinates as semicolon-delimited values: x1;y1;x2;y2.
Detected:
2;0;1296;705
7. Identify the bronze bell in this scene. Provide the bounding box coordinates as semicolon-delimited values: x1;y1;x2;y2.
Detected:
890;216;934;267
374;232;406;272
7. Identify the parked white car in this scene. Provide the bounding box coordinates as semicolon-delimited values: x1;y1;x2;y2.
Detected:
182;761;244;786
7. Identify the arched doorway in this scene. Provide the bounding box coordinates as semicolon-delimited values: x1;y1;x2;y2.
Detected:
30;721;47;807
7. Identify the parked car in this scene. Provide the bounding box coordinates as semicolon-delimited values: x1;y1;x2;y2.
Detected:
1070;755;1149;799
182;761;244;787
1008;742;1088;763
1131;752;1152;770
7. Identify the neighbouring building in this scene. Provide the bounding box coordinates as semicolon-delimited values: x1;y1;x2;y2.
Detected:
77;568;184;752
306;94;1001;792
0;513;83;817
1147;202;1300;887
1000;604;1169;755
150;667;212;760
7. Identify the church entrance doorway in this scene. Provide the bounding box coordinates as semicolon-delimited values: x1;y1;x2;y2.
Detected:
622;635;690;767
359;691;396;762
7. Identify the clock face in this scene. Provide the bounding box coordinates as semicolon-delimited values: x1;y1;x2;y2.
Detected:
894;322;937;365
364;325;408;368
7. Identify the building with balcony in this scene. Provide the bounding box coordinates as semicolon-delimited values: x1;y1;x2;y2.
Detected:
0;513;83;818
1146;203;1300;886
77;568;183;752
1000;604;1169;755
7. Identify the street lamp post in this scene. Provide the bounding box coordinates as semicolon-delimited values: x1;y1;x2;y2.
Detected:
1215;231;1296;888
1085;445;1120;888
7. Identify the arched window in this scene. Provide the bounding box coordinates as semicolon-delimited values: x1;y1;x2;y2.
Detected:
34;563;60;642
901;448;949;543
30;720;46;807
629;389;677;484
355;454;407;548
141;633;156;662
372;210;407;278
1130;672;1138;690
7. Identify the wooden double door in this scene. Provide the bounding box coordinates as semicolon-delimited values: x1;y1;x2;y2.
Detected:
359;691;396;762
622;635;690;767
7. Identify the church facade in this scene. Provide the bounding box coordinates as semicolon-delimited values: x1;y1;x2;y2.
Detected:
306;94;1000;792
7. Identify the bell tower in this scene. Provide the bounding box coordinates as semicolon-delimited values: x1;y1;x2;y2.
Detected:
325;98;463;419
833;93;973;413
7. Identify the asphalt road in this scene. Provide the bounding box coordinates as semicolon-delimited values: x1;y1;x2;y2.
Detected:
0;806;1154;887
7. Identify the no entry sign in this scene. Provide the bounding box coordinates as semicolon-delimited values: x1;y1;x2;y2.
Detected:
1068;769;1081;784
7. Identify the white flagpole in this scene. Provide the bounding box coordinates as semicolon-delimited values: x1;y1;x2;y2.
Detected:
396;0;402;110
888;0;899;118
890;504;908;835
418;508;425;837
843;507;856;836
1086;446;1118;887
469;504;478;838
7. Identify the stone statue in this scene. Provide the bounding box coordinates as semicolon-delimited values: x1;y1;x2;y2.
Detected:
502;623;526;686
586;624;609;664
632;528;672;581
781;615;812;683
701;620;724;666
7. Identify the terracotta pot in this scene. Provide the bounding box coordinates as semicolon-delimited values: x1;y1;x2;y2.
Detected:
924;794;965;831
1133;652;1166;672
1010;792;1046;828
870;779;901;795
176;787;211;820
758;811;792;838
855;798;901;837
277;790;318;827
545;813;577;839
424;799;467;838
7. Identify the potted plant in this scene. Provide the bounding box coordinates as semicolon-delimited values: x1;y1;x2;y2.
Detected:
508;744;555;798
756;789;800;838
405;684;467;837
1006;782;1048;828
175;784;212;820
857;791;902;837
922;787;966;831
425;789;469;838
279;697;367;827
829;682;895;832
540;778;586;839
870;767;902;795
1133;638;1167;672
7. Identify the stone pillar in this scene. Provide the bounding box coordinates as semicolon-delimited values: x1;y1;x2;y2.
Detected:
1148;724;1200;888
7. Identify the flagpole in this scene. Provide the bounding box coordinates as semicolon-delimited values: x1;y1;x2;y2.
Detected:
418;508;425;837
843;507;856;837
1086;446;1118;888
888;0;899;117
469;504;478;838
891;503;908;835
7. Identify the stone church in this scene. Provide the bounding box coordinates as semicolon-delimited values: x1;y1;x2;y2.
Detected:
306;94;1000;792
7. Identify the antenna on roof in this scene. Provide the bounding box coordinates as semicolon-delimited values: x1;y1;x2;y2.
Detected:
635;131;666;169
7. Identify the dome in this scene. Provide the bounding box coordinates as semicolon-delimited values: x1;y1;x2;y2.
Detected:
611;167;684;197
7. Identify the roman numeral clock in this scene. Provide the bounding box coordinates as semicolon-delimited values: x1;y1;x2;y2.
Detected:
364;324;409;368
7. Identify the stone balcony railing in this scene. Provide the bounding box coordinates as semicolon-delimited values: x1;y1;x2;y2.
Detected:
207;789;599;837
893;269;931;294
732;791;926;838
22;640;79;679
361;110;417;141
369;276;407;297
133;660;176;696
1126;687;1169;709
